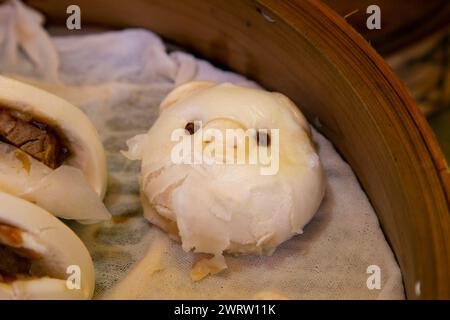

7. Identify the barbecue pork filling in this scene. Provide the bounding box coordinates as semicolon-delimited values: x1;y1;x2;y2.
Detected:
0;224;39;283
0;108;69;168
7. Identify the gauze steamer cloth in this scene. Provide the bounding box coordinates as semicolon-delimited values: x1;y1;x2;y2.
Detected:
0;0;404;299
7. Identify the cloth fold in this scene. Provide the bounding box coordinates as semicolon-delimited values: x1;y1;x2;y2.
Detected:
0;0;59;81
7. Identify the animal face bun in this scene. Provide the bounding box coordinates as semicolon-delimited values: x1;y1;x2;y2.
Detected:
124;81;325;278
0;76;110;223
0;192;95;299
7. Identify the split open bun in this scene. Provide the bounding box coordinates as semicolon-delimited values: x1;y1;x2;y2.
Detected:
0;192;95;300
124;81;325;280
0;76;110;223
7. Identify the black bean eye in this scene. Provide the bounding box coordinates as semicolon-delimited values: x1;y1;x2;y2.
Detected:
256;130;271;146
185;122;197;135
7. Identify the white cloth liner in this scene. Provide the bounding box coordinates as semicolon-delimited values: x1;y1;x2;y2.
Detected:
0;0;404;299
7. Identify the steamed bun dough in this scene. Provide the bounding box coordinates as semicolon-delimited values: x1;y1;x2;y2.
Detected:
124;81;325;279
0;192;95;300
0;76;110;223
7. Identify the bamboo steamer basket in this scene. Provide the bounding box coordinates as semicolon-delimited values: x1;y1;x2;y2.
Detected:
323;0;450;55
26;0;450;299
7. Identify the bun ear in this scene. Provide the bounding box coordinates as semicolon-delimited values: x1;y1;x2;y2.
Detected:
160;81;215;111
271;92;311;134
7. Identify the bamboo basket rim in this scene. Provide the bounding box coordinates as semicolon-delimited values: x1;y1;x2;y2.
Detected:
311;0;450;199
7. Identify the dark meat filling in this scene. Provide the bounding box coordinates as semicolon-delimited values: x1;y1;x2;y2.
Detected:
0;245;32;282
0;224;38;283
0;109;70;168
